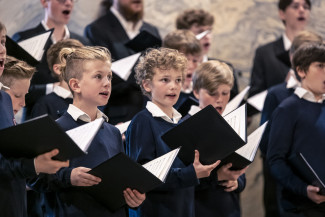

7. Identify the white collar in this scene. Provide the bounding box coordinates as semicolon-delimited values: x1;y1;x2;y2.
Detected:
188;105;201;116
181;82;193;94
146;101;182;124
41;20;70;44
110;7;143;39
294;87;325;103
282;33;292;51
202;55;209;63
0;82;10;91
67;104;108;123
286;69;300;89
53;85;73;99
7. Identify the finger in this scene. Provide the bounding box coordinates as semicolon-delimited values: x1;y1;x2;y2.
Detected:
193;150;199;163
125;188;142;205
132;189;146;201
124;190;138;207
48;149;59;157
222;163;232;170
81;173;102;183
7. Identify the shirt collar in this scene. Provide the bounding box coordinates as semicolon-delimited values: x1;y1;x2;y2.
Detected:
53;85;73;99
146;101;182;124
110;7;143;39
188;105;201;116
67;104;109;123
0;82;10;91
294;87;325;103
181;82;193;93
286;69;300;89
282;33;292;51
41;20;70;44
202;55;208;63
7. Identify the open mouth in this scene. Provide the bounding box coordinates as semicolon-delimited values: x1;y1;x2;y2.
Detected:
297;17;305;21
186;73;192;79
166;93;177;98
99;91;109;96
215;106;223;114
62;10;71;15
203;43;210;48
0;59;4;68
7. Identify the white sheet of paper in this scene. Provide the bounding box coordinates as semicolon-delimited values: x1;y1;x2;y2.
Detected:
142;147;180;182
223;86;250;116
115;120;131;134
196;30;211;40
18;31;52;61
223;104;247;142
235;121;267;161
247;90;268;112
111;52;141;81
66;118;104;153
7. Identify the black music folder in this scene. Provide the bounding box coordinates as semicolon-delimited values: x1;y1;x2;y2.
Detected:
6;35;39;67
125;30;162;52
177;96;199;117
0;115;103;161
289;153;325;195
161;105;246;166
85;148;180;211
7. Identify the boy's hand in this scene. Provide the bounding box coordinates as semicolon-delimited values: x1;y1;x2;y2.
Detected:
217;163;247;181
193;150;220;179
34;149;69;174
307;185;325;204
124;188;146;208
220;180;238;192
71;167;101;187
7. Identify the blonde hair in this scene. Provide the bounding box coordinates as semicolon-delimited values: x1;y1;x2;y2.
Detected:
163;30;202;56
0;21;6;33
290;30;323;54
0;56;35;87
59;46;111;85
193;60;234;94
135;48;188;98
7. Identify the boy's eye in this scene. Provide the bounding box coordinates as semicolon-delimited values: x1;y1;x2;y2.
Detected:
95;74;102;79
1;40;5;46
161;78;169;82
176;78;182;83
222;92;230;96
107;74;112;81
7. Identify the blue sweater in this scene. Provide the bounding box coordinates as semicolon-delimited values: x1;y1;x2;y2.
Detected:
183;113;246;217
29;112;126;217
0;90;36;217
259;82;295;156
267;95;325;212
125;108;199;217
31;92;73;120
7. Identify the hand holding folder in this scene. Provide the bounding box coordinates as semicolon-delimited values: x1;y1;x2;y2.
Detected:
0;115;104;161
84;147;181;211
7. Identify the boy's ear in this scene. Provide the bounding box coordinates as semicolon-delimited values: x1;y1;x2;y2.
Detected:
142;79;152;93
52;64;62;76
40;0;48;8
296;67;306;80
193;89;200;100
69;78;81;94
278;10;286;23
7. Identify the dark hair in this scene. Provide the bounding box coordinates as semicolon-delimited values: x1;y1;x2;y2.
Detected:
278;0;311;11
292;42;325;81
163;30;202;56
176;9;214;30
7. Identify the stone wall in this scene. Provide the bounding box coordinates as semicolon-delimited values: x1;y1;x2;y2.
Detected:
1;0;325;75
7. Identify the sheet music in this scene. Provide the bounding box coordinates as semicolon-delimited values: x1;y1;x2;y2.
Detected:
223;104;246;142
223;86;250;116
66;118;104;153
142;147;180;182
111;53;141;81
115;120;131;134
236;121;267;160
18;31;52;61
196;30;211;40
247;90;268;112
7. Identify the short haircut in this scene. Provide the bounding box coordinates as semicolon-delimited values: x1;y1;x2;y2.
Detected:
59;46;111;89
176;9;214;30
0;21;6;33
193;60;234;94
292;42;325;81
163;30;202;56
0;56;35;88
47;39;83;80
290;30;322;55
278;0;311;11
135;48;188;99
